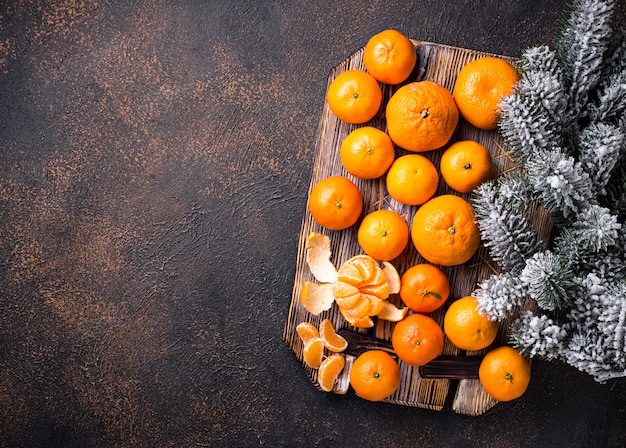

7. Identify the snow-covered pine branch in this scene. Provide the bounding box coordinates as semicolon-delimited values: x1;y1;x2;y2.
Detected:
578;122;624;197
509;310;567;359
525;147;596;218
472;177;544;273
558;0;615;120
473;271;529;322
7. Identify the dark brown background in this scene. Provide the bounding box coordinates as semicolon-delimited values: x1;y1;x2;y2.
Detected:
1;1;625;447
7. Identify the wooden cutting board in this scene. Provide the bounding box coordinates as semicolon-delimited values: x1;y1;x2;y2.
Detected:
283;41;544;416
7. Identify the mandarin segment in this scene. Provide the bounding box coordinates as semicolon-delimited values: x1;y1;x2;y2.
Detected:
318;354;346;392
319;319;348;352
296;322;320;344
340;309;375;329
359;268;390;300
381;261;401;295
332;281;362;309
302;337;325;369
333;255;394;327
337;255;377;286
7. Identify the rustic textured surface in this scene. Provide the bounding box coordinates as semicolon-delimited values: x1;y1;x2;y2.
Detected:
1;1;625;447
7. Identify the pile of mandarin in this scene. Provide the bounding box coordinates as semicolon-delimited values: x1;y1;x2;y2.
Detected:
300;30;530;404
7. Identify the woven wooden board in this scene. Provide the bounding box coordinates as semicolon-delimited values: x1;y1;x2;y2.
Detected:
283;41;539;416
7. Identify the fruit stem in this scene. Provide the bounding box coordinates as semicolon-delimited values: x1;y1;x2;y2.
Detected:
421;109;430;118
464;163;472;170
448;226;456;234
505;372;514;382
373;371;381;379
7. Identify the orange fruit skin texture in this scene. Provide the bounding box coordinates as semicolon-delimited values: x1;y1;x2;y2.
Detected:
399;263;450;313
340;126;395;180
327;69;383;124
363;29;417;85
357;209;409;261
479;346;531;402
386;153;439;205
385;80;459;152
391;313;444;367
308;176;363;231
349;349;401;401
411;194;480;266
440;140;494;193
453;56;520;131
443;296;498;351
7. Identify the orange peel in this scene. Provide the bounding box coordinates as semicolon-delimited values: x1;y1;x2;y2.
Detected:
377;301;409;322
305;232;338;283
301;281;335;315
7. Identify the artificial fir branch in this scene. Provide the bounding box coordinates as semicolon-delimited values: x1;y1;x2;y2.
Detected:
525;147;596;218
568;204;622;252
577;122;624;196
474;272;529;322
473;0;626;382
519;251;577;311
510;311;567;359
557;0;614;120
473;176;544;273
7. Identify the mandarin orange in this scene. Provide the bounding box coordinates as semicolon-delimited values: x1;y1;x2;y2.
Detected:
411;194;480;266
453;57;520;130
399;263;450;313
479;346;531;402
443;296;499;351
340;126;395;180
391;313;444;367
308;176;363;231
363;29;417;85
386;80;459;152
349;350;400;401
327;69;382;124
386;154;439;205
440;140;493;193
357;209;409;261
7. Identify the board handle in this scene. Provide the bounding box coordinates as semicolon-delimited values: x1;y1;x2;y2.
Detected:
338;328;481;379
